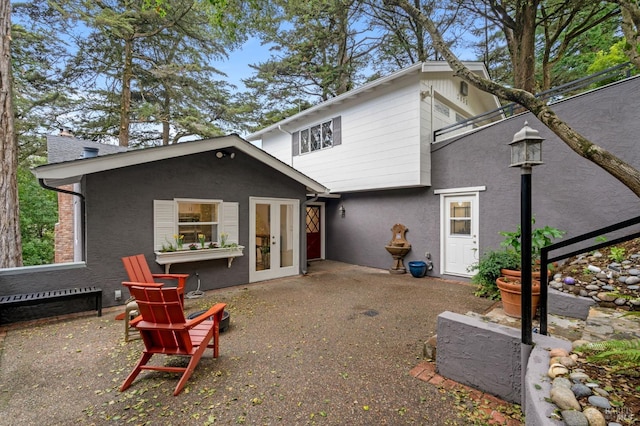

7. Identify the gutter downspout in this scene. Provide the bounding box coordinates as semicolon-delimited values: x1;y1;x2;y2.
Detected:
429;85;434;143
277;125;294;166
301;193;320;275
38;178;86;262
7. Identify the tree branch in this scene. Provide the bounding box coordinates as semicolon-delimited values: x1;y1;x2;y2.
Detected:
385;0;640;197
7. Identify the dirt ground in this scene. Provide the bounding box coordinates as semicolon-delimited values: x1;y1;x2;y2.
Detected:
0;261;497;425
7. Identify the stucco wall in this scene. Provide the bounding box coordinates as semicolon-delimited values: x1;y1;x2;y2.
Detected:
436;311;573;404
325;188;438;271
326;76;640;275
0;148;308;323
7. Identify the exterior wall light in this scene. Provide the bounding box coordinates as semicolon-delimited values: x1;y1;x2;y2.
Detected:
339;204;345;218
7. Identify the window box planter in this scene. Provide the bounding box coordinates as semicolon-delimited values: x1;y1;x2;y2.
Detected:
154;246;245;273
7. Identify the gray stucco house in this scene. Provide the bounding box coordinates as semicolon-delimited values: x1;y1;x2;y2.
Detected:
2;65;639;324
250;70;640;280
0;135;327;323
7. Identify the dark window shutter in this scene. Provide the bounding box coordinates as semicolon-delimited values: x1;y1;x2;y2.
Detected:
332;116;341;146
292;131;300;156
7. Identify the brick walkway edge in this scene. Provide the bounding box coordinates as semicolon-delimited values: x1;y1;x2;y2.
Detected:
410;361;523;425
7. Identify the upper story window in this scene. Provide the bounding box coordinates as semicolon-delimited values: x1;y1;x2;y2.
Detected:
434;99;450;117
292;116;342;156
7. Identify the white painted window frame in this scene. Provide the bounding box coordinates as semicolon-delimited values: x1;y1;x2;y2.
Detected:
154;199;239;251
299;119;334;154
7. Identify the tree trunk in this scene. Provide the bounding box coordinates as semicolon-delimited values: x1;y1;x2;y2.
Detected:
162;93;170;146
512;1;539;93
119;37;133;147
335;4;351;95
620;3;640;69
387;0;640;197
0;0;23;267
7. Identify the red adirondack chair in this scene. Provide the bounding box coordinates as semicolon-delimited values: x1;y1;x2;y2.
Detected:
120;282;226;396
121;254;189;305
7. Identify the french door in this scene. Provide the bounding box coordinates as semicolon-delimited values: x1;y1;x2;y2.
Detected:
249;197;300;282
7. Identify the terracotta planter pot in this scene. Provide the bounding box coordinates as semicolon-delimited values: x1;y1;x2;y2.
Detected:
496;277;541;319
500;268;544;281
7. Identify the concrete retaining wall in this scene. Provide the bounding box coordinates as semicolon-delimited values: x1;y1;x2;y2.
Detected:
548;288;596;320
436;311;572;407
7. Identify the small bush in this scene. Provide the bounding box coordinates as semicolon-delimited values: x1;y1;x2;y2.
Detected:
469;250;519;300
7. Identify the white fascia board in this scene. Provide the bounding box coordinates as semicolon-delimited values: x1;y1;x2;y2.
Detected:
33;134;329;195
422;61;489;78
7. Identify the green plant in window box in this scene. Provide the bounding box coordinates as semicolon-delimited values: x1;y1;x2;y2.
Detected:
189;243;198;250
220;232;229;247
160;239;177;252
174;234;185;250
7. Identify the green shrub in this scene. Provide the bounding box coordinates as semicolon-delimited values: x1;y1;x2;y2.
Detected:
469;250;519;300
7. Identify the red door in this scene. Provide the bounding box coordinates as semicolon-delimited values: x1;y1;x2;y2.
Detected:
306;206;321;260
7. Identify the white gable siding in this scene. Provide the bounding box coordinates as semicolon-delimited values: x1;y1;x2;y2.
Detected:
292;76;424;192
261;132;293;166
425;73;500;142
256;66;500;193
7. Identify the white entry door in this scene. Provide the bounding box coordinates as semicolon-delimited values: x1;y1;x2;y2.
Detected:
443;194;479;277
250;197;300;282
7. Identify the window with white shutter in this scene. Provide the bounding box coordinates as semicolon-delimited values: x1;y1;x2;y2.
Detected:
154;199;239;251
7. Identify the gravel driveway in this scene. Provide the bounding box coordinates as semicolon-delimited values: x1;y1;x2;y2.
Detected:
0;261;495;425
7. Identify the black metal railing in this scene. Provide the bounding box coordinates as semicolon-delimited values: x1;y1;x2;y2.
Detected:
538;215;640;335
433;62;635;141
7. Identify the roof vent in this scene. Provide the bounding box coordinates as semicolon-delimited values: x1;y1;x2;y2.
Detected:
82;147;99;158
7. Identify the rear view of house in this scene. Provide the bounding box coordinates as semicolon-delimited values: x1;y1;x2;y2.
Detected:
250;62;640;280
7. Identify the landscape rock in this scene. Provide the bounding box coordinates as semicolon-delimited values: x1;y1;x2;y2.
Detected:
549;363;569;378
587;395;611;409
552;377;572;389
551;386;581;410
561;409;588;426
549;348;569;358
582;407;606;426
570;382;592;398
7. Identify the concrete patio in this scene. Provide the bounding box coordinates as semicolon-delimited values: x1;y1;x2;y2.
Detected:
0;260;524;425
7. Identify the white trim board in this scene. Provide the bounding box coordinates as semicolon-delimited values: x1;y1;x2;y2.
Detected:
434;186;486;195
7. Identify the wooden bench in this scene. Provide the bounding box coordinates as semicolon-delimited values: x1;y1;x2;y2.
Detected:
0;287;102;323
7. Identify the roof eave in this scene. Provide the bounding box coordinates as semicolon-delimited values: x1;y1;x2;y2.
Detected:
33;134;329;194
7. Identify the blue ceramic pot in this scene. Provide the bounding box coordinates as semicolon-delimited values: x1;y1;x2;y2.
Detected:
408;261;427;278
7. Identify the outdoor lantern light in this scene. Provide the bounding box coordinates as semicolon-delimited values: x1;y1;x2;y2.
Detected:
339;204;345;218
509;121;544;168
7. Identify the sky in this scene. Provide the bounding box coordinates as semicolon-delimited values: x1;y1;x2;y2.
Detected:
214;37;272;90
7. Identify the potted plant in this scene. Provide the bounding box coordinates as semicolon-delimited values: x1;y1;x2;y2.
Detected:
469;249;520;300
498;219;565;280
495;219;565;317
